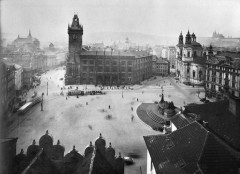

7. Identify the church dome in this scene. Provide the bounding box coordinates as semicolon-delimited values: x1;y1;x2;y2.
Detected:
106;142;115;158
14;149;27;163
63;145;83;163
39;130;53;148
52;140;65;160
84;141;94;157
95;133;106;148
27;140;41;159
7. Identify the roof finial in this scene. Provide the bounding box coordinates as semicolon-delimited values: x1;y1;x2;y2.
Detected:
20;149;24;154
73;145;75;151
109;142;111;147
119;152;121;157
57;140;60;145
32;139;36;145
90;141;92;146
46;130;49;135
99;133;102;138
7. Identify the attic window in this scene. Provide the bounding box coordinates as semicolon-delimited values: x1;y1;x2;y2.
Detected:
165;138;174;150
174;159;186;168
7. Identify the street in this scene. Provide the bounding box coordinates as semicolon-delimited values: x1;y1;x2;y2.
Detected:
6;67;203;174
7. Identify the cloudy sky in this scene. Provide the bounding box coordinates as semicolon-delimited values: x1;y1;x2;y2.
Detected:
1;0;240;43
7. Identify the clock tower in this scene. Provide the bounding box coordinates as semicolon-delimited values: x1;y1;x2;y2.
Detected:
68;14;83;59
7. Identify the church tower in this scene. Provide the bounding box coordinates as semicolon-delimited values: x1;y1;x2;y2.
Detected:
68;14;83;59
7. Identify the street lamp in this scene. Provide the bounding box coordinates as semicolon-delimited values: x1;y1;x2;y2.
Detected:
122;87;123;98
41;92;44;111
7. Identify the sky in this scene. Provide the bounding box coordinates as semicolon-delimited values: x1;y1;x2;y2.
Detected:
1;0;240;44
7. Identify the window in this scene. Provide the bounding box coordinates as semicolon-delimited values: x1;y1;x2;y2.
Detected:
89;67;94;72
82;66;87;72
98;60;103;65
112;61;117;65
105;67;110;72
83;60;87;65
187;51;190;57
112;67;117;72
193;70;195;78
105;60;110;65
127;61;132;65
128;67;132;72
121;61;126;65
121;67;125;72
97;66;103;72
90;60;94;65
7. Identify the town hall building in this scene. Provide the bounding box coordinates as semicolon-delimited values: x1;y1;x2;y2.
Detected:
65;14;152;86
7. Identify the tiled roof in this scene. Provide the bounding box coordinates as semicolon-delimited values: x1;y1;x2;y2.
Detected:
143;122;208;174
171;114;190;129
184;100;240;150
198;133;240;174
156;58;168;64
217;52;240;59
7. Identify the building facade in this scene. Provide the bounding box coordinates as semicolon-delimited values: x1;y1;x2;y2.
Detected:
152;57;169;76
13;64;23;95
205;48;240;99
65;14;152;86
1;60;16;112
167;46;176;68
175;31;206;85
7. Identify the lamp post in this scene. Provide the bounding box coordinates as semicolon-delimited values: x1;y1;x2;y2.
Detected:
41;92;44;111
122;87;123;98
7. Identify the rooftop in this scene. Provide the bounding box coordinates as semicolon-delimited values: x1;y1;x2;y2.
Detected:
80;50;151;58
184;100;240;150
144;121;240;174
143;122;208;174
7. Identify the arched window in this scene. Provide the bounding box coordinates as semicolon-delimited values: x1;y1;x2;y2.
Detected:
193;70;196;78
187;51;190;57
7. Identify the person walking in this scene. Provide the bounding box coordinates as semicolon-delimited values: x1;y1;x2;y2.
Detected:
137;98;138;102
109;105;110;109
131;115;134;122
131;107;133;111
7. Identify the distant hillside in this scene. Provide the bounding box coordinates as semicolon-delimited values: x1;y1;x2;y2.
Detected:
84;32;178;46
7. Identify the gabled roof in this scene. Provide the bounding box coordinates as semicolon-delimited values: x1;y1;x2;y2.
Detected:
184;100;240;150
144;121;240;174
144;122;208;174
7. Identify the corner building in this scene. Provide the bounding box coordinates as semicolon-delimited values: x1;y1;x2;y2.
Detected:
175;31;206;85
65;14;152;86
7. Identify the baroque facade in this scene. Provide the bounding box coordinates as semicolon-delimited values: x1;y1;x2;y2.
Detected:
175;31;206;85
65;14;152;86
205;47;240;99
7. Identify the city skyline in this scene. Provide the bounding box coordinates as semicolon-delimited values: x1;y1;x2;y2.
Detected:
2;0;240;44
